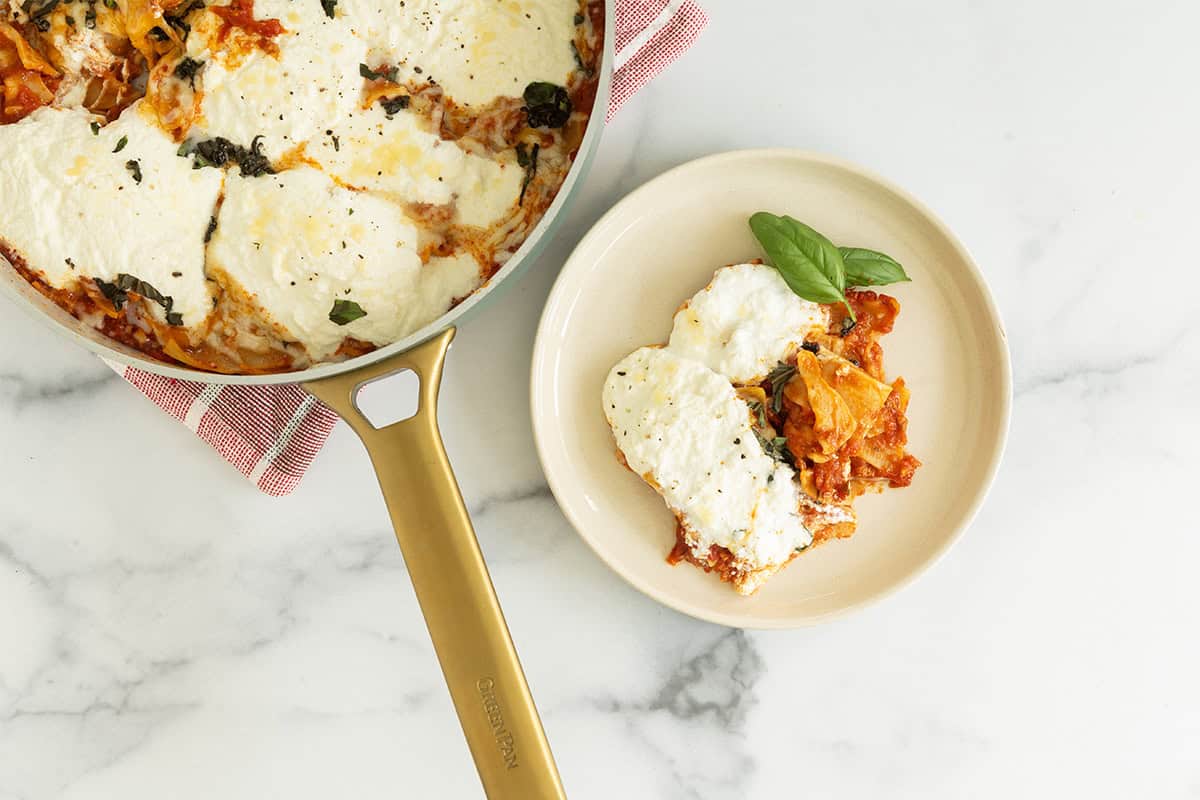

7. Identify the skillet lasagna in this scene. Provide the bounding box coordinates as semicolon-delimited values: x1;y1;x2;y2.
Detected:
0;0;602;372
603;262;920;595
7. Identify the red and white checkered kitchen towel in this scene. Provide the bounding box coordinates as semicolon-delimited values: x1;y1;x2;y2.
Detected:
109;0;707;496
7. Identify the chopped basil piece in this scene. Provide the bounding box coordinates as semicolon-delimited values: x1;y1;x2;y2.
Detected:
125;159;142;184
570;41;591;75
320;0;336;17
94;278;127;310
754;429;793;465
573;11;583;24
747;399;767;429
173;56;203;85
102;274;181;323
801;341;820;354
164;0;203;35
102;0;116;8
379;94;409;116
148;25;168;40
358;63;397;82
839;316;856;336
112;135;127;153
329;299;366;325
83;6;94;27
236;136;273;176
90;121;100;135
190;135;274;176
115;274;169;308
515;142;539;205
523;81;571;128
204;215;217;243
767;362;796;414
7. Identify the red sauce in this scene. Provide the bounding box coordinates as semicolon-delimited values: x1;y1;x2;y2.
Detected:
210;0;285;56
0;33;60;124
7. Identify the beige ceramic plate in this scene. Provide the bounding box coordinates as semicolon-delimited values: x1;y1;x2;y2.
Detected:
531;149;1011;628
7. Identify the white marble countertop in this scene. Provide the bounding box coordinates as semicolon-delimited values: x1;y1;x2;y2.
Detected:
3;1;1199;797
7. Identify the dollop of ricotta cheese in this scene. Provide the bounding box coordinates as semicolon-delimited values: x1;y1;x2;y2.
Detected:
188;0;366;160
0;103;223;326
209;166;433;360
668;263;829;384
303;104;523;229
603;346;813;570
338;0;578;107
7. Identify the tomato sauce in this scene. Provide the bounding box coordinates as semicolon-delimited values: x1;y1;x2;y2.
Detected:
210;0;285;56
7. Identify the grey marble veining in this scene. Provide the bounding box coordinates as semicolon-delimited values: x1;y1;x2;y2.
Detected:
3;1;1200;797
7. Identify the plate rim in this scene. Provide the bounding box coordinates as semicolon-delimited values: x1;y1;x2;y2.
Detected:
530;147;1013;629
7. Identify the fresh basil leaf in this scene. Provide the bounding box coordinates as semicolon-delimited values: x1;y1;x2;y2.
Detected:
839;247;911;287
329;299;366;325
320;0;336;18
112;135;128;153
749;212;852;316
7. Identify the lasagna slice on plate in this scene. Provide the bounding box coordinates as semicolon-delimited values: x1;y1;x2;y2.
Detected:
604;262;920;595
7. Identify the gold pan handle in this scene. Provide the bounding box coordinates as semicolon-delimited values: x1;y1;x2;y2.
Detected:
304;328;566;800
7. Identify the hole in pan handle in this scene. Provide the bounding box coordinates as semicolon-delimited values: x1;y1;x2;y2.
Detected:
304;328;566;800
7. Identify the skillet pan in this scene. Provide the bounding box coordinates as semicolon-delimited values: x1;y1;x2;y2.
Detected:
0;6;614;796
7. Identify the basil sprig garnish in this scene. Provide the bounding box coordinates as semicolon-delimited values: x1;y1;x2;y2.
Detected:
329;299;366;325
748;213;911;319
838;247;911;287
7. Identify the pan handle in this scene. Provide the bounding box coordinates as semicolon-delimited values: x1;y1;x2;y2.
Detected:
303;328;566;800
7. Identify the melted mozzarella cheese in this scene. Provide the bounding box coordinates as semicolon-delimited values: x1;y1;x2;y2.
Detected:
208;165;445;360
188;0;365;160
303;105;522;228
668;263;829;384
0;103;223;326
604;347;812;570
338;0;577;107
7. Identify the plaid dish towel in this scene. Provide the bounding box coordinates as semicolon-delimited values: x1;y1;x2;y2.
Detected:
111;0;707;496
